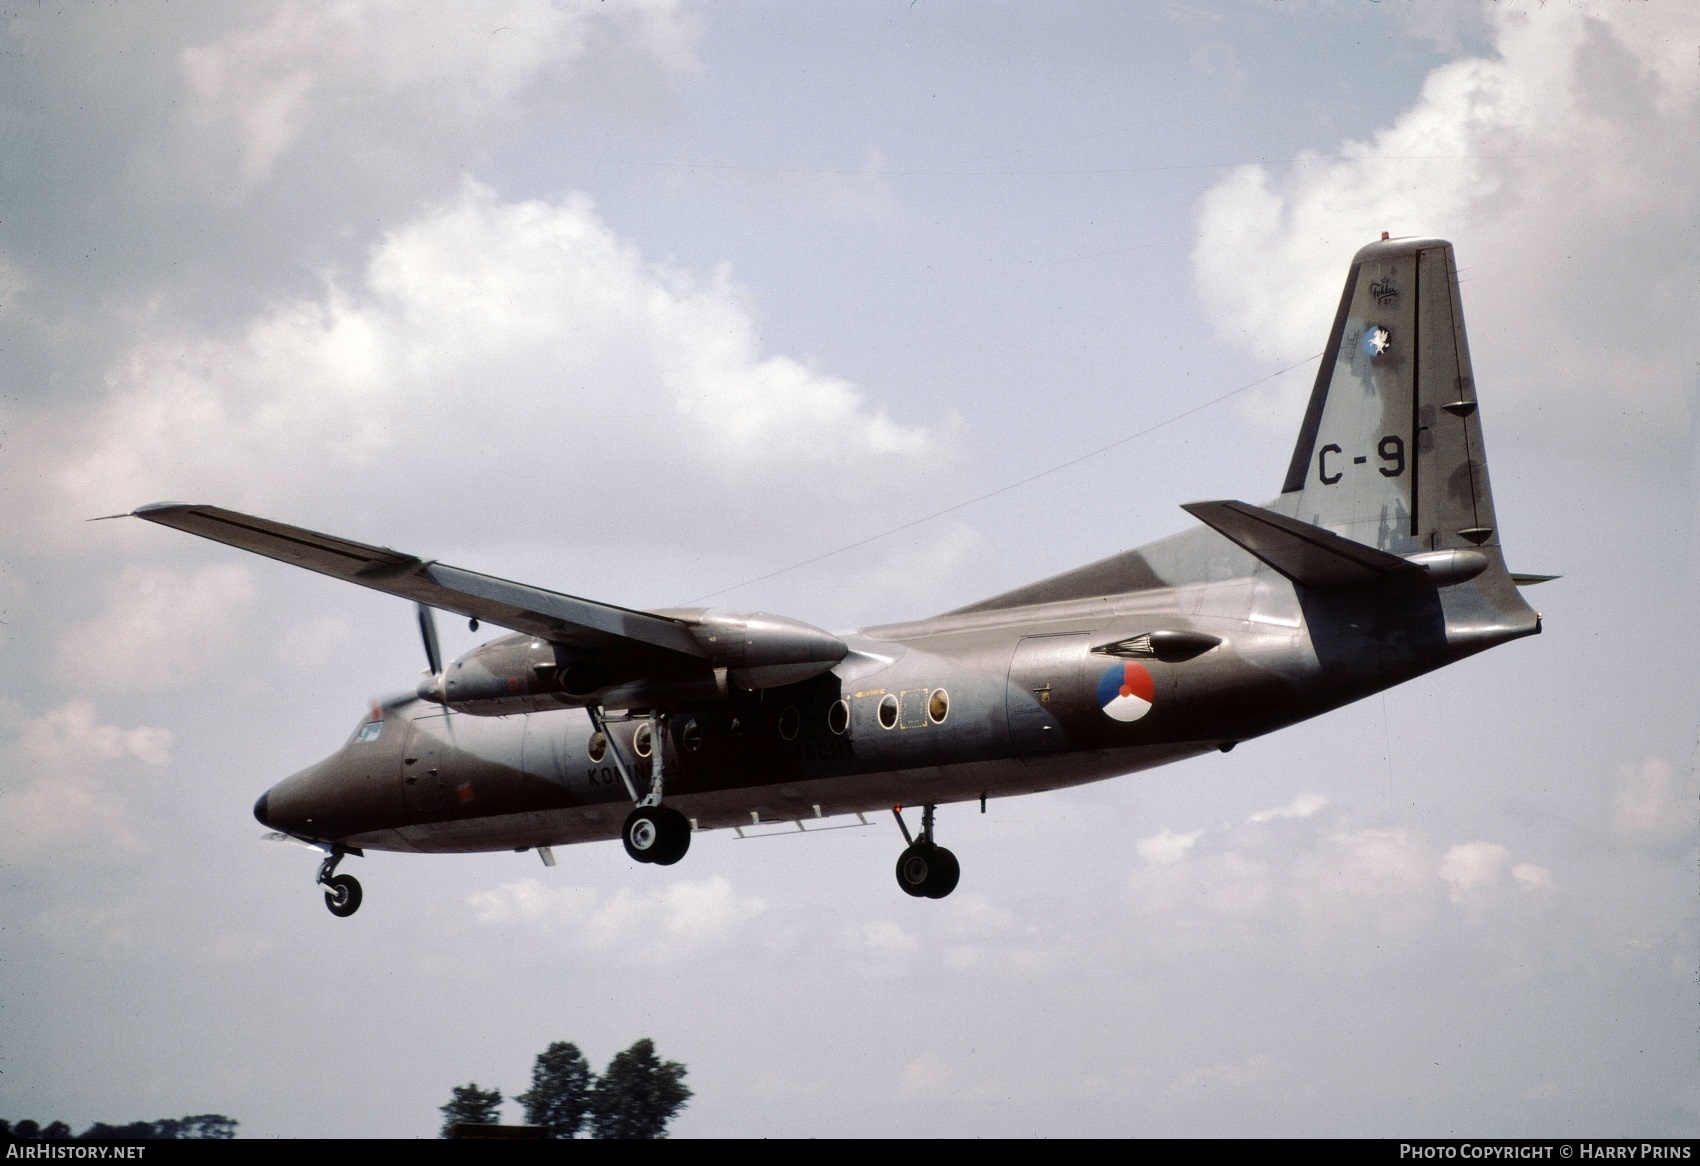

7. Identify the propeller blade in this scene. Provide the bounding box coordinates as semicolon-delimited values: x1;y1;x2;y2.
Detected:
416;603;443;676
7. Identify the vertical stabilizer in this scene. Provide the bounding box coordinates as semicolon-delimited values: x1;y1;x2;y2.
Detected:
1281;238;1498;554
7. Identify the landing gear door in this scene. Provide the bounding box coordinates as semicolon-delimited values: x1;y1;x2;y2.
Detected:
400;715;449;813
1006;633;1089;758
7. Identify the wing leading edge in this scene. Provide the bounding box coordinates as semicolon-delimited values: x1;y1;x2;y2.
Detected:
131;503;706;661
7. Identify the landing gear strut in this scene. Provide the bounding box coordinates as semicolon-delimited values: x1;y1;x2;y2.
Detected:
892;804;960;899
316;846;363;917
590;708;692;867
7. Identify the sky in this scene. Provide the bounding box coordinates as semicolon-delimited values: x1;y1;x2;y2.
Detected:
1;0;1696;1139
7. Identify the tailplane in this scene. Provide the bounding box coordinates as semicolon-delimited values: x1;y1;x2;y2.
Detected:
1278;237;1498;554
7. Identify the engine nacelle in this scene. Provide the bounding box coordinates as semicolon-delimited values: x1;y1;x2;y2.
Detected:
680;609;849;689
415;611;848;714
417;634;570;715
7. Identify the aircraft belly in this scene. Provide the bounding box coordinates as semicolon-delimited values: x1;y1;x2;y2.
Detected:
353;741;1220;854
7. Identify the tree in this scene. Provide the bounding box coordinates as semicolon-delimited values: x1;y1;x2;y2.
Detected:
517;1042;593;1139
438;1083;503;1138
588;1039;691;1140
3;1116;235;1141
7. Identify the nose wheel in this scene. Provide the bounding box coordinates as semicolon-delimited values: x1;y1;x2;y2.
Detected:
315;846;364;917
323;874;363;916
891;805;960;899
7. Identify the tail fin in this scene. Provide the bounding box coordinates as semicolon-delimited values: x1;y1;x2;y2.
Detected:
1280;238;1498;554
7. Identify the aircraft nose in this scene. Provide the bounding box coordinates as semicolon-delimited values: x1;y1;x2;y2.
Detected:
253;791;272;828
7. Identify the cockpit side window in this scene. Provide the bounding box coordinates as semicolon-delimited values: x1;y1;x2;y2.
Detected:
353;719;383;744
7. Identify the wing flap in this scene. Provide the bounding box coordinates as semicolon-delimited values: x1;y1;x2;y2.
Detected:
132;503;706;659
1181;499;1425;587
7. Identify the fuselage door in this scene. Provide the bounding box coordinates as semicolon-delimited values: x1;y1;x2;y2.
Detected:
1006;633;1089;757
401;714;450;813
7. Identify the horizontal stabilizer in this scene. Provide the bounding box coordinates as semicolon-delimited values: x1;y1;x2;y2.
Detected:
132;503;706;660
1181;500;1426;587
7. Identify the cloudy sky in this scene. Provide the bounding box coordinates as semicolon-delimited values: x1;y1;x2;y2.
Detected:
2;0;1695;1138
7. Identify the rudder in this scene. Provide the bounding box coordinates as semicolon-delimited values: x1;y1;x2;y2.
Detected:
1280;238;1498;554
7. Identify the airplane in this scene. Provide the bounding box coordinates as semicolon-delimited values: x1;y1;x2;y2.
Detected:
128;235;1549;917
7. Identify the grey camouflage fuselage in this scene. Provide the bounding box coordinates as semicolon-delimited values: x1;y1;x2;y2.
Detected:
147;237;1542;875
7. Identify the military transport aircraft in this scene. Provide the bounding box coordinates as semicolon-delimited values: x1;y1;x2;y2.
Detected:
129;236;1546;917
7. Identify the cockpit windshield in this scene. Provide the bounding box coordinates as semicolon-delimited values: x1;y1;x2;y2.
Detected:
352;719;383;744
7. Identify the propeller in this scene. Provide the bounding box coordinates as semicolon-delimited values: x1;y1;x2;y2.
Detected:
417;602;444;677
413;602;458;741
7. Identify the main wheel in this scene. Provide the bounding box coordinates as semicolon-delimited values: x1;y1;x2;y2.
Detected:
895;843;937;898
894;843;961;899
923;846;959;899
649;808;692;867
324;874;362;917
623;807;664;863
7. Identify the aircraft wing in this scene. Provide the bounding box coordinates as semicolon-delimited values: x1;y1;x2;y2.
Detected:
130;503;706;661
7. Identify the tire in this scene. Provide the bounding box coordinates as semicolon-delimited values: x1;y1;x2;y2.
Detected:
623;806;664;863
324;874;362;917
894;843;935;898
923;846;960;899
649;808;692;867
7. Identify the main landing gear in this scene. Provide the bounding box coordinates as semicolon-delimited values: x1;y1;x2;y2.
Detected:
589;707;693;867
317;846;362;917
893;804;960;899
622;804;691;866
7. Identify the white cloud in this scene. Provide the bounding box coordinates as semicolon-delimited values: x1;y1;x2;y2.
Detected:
1127;802;1556;952
1192;3;1700;449
34;182;946;562
1511;862;1554;892
859;918;921;960
176;0;699;190
5;697;174;770
1247;792;1328;824
1136;828;1203;865
1439;840;1511;904
1289;827;1439;930
0;698;173;860
55;563;256;693
1610;756;1696;849
467;874;766;963
898;1053;954;1098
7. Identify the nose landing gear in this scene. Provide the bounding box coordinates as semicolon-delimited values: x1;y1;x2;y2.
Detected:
892;804;960;899
316;846;363;917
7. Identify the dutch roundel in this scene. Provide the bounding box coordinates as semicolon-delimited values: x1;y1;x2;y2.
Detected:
1097;661;1155;722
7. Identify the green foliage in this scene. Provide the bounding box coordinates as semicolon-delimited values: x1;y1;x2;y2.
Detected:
588;1039;692;1140
516;1042;593;1139
3;1115;236;1141
438;1083;504;1138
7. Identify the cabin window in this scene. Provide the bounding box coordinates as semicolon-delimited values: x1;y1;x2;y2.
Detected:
877;693;899;729
778;706;800;741
587;732;607;763
928;689;950;723
633;723;653;758
681;718;704;752
827;699;850;735
353;720;382;744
